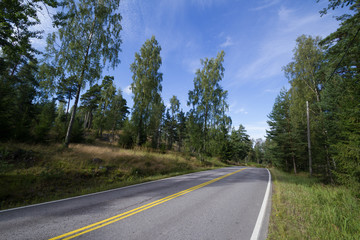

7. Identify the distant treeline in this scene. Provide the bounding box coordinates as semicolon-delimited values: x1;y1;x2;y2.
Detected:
265;0;360;195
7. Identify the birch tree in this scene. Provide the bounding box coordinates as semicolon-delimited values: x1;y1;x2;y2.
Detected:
43;0;122;146
130;36;163;146
187;50;228;155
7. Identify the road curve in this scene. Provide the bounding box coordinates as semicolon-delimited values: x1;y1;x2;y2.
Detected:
0;167;271;240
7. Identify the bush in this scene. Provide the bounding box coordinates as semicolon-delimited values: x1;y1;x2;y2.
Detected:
118;121;135;149
70;118;85;143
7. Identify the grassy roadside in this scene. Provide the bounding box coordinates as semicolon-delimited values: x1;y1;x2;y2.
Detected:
0;142;227;210
268;168;360;240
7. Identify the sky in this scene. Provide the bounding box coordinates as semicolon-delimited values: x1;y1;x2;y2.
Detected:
33;0;348;140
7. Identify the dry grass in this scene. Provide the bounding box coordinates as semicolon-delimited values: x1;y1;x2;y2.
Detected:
0;142;226;210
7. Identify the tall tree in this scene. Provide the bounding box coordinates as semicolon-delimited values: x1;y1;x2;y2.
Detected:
187;50;229;155
130;36;163;146
94;75;116;137
79;84;101;129
177;110;187;152
283;35;327;174
266;89;297;173
108;89;129;141
165;96;180;150
42;0;122;146
319;0;360;191
230;124;251;162
56;76;77;115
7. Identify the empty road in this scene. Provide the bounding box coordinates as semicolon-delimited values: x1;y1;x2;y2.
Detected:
0;167;271;240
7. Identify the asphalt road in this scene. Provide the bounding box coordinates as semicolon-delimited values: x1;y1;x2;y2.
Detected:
0;167;271;240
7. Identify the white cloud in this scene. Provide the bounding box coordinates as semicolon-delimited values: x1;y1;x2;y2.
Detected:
229;101;248;115
278;6;294;20
30;6;57;51
124;85;132;95
183;58;201;74
220;36;234;48
244;122;268;140
235;108;248;115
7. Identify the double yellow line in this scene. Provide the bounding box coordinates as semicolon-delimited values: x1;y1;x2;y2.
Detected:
50;168;247;240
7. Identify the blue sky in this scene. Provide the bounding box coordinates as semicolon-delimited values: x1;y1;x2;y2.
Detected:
34;0;347;140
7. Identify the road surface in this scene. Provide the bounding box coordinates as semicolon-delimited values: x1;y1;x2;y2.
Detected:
0;167;271;240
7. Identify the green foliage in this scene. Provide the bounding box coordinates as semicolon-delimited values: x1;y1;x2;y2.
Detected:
52;102;67;141
70;117;85;143
0;0;57;78
42;0;122;146
268;168;360;239
93;76;116;136
266;89;296;171
80;84;102;129
267;0;360;194
319;4;360;193
118;120;135;149
130;36;164;146
33;100;56;142
0;60;39;141
187;50;231;156
229;124;251;162
163;96;181;150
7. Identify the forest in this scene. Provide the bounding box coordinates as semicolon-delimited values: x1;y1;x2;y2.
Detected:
0;0;359;197
0;0;257;166
266;0;360;195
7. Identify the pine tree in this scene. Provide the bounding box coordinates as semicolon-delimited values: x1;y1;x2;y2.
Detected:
266;89;297;172
319;0;360;191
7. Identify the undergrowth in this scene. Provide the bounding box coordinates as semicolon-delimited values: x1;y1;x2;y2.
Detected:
268;168;360;240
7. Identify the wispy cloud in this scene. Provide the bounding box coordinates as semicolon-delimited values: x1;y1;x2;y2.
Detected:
252;0;281;11
220;36;234;48
191;0;217;9
231;5;339;86
235;108;248;115
183;58;201;74
229;101;248;115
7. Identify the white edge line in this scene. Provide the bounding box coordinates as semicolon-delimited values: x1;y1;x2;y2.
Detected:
250;168;271;240
0;166;242;213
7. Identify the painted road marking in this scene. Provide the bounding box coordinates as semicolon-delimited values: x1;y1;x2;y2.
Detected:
49;168;247;240
250;168;271;240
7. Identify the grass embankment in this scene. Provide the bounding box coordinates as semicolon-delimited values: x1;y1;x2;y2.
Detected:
0;142;227;210
268;168;360;240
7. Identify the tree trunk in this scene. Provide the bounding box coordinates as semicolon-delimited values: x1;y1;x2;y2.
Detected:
89;112;93;129
292;154;297;174
65;91;71;123
64;83;81;147
111;118;117;142
306;101;312;176
83;111;89;129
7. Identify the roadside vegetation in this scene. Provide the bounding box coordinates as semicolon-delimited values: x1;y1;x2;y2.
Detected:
0;141;228;210
265;1;360;239
268;168;360;240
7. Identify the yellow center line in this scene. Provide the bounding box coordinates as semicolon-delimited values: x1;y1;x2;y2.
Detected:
49;167;247;240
